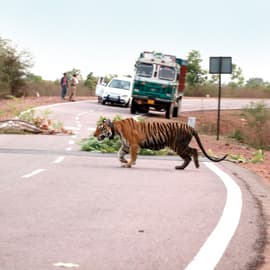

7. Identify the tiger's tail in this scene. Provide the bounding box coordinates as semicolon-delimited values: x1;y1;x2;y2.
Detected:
193;130;227;162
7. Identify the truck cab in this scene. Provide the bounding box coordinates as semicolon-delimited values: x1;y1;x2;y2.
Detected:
131;51;187;118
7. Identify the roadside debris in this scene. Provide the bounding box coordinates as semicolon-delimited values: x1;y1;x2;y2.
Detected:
0;109;73;135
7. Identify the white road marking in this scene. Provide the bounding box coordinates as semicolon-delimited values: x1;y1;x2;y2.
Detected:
79;112;87;116
21;169;45;178
66;147;72;151
65;126;80;131
88;127;96;131
68;140;75;145
54;156;65;164
185;162;242;270
71;135;77;139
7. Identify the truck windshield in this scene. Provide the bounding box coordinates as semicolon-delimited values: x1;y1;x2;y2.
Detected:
136;63;153;78
108;79;130;90
159;66;176;81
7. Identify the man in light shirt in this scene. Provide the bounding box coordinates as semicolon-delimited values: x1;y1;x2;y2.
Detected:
69;74;79;101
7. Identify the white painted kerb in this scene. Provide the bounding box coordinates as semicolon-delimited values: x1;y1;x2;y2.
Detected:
185;162;243;270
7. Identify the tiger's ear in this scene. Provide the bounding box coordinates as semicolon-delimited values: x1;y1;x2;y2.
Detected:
105;119;112;125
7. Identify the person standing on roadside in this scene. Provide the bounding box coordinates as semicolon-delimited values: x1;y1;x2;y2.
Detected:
60;73;68;100
69;74;79;101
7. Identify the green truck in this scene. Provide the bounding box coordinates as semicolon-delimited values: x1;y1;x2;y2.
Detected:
130;51;187;119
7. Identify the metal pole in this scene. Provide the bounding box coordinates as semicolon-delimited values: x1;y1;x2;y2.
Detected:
217;71;222;140
217;57;222;140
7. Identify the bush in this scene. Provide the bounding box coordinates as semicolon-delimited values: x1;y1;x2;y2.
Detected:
80;115;172;155
241;101;270;149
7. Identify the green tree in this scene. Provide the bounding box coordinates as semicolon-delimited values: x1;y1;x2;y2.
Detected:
65;68;82;80
228;64;245;87
0;36;32;97
186;50;207;87
26;73;43;82
245;77;264;88
103;74;117;84
84;72;98;89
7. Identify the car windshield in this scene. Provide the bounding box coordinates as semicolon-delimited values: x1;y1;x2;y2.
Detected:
136;63;153;77
159;66;176;81
108;79;130;90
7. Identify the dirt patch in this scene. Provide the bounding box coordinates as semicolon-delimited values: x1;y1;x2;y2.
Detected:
179;110;270;185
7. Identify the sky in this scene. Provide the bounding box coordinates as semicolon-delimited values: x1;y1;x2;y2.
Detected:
1;0;270;82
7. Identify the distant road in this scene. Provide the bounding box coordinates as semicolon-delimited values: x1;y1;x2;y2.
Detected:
181;97;270;112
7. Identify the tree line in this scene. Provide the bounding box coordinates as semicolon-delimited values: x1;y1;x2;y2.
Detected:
0;35;270;98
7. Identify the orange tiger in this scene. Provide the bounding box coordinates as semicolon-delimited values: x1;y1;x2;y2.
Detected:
93;118;227;169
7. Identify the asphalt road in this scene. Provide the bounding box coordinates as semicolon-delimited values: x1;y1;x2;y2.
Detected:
0;98;270;270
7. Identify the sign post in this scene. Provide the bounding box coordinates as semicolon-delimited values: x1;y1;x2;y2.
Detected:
209;57;232;140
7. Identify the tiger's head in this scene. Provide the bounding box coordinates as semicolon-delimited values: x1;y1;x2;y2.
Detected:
93;118;115;141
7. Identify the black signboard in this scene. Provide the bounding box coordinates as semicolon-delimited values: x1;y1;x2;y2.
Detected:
209;56;232;140
209;57;232;74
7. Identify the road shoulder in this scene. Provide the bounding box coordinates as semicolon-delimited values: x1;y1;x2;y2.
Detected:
221;161;270;270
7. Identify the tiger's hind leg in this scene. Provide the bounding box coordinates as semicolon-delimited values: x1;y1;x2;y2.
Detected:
175;147;199;170
175;154;191;170
190;147;200;168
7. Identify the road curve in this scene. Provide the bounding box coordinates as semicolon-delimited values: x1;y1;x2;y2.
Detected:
0;98;269;270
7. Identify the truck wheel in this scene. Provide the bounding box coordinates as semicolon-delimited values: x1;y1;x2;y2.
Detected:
130;100;137;114
165;103;173;119
102;100;106;105
172;106;178;117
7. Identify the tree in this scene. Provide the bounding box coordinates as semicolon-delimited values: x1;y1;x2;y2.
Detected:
26;73;42;82
84;72;98;90
245;77;264;88
186;50;207;87
0;36;33;97
65;68;82;81
228;64;245;87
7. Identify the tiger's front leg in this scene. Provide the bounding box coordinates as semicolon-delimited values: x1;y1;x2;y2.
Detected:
123;144;139;168
118;144;129;164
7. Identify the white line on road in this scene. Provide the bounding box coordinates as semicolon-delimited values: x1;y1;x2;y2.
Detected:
78;112;88;116
54;156;65;164
21;169;45;178
88;127;96;131
68;140;75;145
66;147;72;151
185;162;242;270
65;126;80;131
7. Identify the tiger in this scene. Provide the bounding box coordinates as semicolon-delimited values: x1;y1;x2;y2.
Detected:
93;117;227;170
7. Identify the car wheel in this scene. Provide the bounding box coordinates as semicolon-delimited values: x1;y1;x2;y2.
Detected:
124;99;130;107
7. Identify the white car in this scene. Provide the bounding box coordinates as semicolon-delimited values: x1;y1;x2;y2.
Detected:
100;76;133;107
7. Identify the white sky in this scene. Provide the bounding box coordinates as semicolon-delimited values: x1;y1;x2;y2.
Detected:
1;0;270;82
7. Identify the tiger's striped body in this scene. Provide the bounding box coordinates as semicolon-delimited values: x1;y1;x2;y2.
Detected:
94;118;227;169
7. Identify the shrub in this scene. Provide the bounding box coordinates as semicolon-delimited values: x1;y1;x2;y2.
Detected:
80;115;171;155
241;101;270;149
